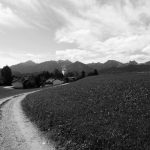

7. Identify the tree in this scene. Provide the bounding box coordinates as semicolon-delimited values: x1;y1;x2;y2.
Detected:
88;69;98;76
54;69;64;79
81;70;85;78
94;69;98;75
23;76;37;89
65;72;74;77
1;66;12;85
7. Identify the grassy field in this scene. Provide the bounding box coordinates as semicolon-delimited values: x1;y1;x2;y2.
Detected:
22;73;150;150
0;86;40;99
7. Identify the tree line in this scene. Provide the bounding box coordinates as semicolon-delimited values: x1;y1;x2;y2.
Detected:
0;66;99;88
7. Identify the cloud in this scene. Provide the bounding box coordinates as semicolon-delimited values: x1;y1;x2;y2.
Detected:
0;51;56;67
56;34;150;63
1;0;150;64
54;0;150;62
0;3;29;28
0;0;69;31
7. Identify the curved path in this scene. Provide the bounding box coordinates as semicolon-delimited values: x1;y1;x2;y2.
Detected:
0;92;56;150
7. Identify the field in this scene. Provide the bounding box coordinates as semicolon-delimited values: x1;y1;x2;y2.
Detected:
22;73;150;150
0;86;42;99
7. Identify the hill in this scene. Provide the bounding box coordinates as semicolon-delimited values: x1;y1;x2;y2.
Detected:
67;61;94;74
11;60;93;75
88;60;123;70
11;60;72;74
145;61;150;65
103;60;123;68
11;60;37;73
99;64;150;74
10;59;150;75
22;72;150;150
87;62;103;70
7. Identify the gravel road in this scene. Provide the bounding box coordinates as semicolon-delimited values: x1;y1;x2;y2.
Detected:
0;93;56;150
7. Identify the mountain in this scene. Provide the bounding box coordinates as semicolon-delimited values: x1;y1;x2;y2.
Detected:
10;59;150;75
87;60;123;70
128;61;138;65
36;61;60;72
87;62;103;70
23;60;36;66
11;60;73;74
145;61;150;65
11;60;37;73
103;60;123;68
66;61;94;74
100;64;150;74
57;60;72;69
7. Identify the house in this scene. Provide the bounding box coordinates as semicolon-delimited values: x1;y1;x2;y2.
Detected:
12;79;23;89
45;78;64;86
45;78;55;86
53;79;64;86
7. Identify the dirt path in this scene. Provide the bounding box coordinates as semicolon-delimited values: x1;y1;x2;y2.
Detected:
0;93;56;150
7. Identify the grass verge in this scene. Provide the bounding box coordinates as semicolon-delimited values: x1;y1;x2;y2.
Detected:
22;73;150;150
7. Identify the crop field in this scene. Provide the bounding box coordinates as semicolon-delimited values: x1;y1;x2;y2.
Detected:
22;72;150;150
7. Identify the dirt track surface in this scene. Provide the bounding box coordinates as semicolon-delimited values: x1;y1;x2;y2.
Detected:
0;93;55;150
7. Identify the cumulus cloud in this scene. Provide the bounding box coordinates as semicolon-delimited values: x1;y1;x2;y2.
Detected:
55;0;150;63
1;0;150;64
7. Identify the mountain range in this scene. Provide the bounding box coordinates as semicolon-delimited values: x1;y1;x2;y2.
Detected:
8;60;150;75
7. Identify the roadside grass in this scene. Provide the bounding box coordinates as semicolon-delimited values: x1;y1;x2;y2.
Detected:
22;73;150;150
0;87;39;99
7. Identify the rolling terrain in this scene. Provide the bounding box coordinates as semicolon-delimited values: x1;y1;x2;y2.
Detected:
10;59;150;75
22;72;150;150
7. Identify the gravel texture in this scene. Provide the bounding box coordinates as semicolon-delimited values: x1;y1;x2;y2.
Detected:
0;93;55;150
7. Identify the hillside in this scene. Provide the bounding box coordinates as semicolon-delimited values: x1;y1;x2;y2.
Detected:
11;60;37;73
10;59;150;74
88;60;123;70
99;64;150;74
87;62;103;70
22;72;150;150
67;61;94;74
11;60;93;74
145;61;150;65
11;60;72;74
103;60;123;68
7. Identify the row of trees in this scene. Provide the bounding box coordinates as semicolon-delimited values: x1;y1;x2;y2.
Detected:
0;65;99;87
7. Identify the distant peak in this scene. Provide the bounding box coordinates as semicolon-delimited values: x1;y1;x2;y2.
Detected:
105;60;120;63
74;61;83;64
23;60;36;65
128;60;138;65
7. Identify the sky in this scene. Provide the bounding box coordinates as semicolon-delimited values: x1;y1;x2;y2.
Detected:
0;0;150;67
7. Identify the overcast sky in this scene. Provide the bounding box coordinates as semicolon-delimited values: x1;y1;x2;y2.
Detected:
0;0;150;67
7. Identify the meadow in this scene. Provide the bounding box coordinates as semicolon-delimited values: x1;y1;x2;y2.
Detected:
22;72;150;150
0;87;38;99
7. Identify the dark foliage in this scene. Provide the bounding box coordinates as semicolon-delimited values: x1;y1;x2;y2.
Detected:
1;66;12;85
23;76;37;89
35;71;51;87
88;69;99;76
81;70;85;78
54;69;64;79
65;72;75;77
